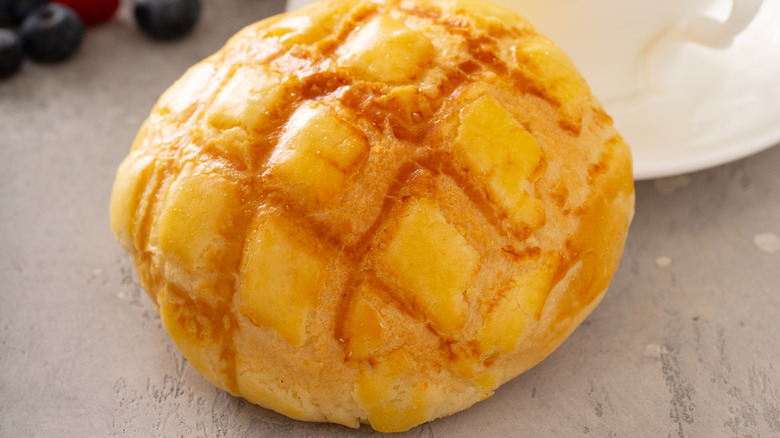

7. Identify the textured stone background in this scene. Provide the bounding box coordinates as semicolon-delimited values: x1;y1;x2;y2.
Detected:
1;1;779;436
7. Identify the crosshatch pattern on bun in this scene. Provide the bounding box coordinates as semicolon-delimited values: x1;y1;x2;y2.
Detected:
110;0;634;432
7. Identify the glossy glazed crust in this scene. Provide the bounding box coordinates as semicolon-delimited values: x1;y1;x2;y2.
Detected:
110;0;634;432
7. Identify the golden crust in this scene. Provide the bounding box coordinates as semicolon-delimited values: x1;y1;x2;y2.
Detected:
110;0;634;432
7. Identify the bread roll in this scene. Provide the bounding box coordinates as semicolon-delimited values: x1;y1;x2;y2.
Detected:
110;0;634;431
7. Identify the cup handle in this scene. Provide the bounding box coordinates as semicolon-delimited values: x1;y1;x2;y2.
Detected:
682;0;763;48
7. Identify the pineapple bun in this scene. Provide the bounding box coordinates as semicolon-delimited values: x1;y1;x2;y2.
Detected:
110;0;634;432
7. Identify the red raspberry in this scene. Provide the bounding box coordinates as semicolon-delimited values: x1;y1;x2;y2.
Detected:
53;0;119;26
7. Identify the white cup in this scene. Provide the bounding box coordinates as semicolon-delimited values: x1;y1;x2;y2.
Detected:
492;0;763;101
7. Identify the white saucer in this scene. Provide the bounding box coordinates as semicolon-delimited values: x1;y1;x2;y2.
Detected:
286;0;314;13
601;1;780;180
284;0;780;180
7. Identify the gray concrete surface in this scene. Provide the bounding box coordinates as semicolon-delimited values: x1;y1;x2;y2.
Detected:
1;1;779;436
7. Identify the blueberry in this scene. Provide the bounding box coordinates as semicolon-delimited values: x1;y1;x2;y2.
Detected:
19;3;83;63
0;28;24;78
0;0;49;26
134;0;200;40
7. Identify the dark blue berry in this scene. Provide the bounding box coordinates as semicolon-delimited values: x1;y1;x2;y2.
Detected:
0;0;49;26
19;3;83;62
0;28;24;78
134;0;200;40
